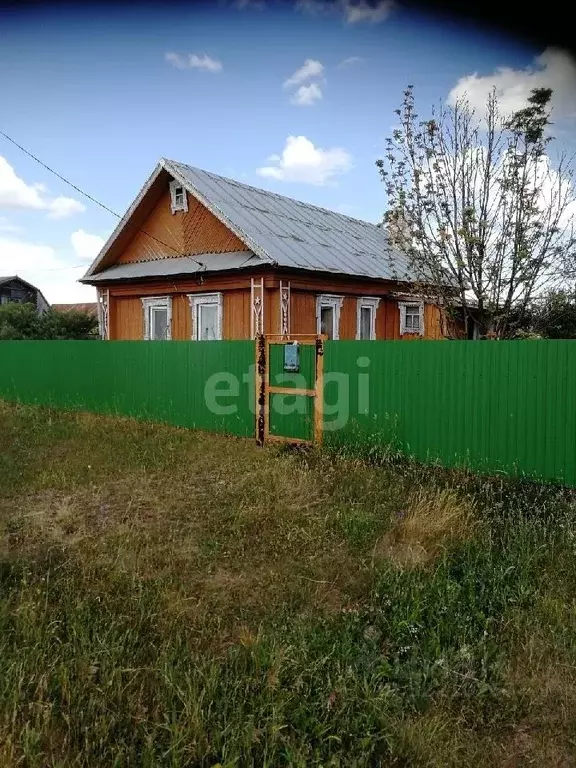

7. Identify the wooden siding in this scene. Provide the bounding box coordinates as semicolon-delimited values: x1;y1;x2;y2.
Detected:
109;290;251;341
288;291;446;341
108;283;450;341
173;295;191;340
183;197;247;255
290;291;316;335
118;188;249;265
377;300;400;340
118;189;183;264
265;288;280;335
223;291;251;340
111;297;143;340
339;297;356;340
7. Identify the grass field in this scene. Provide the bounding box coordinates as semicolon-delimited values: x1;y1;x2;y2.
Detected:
2;401;576;766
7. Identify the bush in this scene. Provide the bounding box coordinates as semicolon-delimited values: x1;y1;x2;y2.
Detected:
0;303;99;340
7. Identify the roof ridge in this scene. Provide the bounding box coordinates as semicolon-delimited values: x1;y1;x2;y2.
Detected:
163;158;383;231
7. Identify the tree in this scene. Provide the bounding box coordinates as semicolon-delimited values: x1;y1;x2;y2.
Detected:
0;303;42;340
528;289;576;338
377;86;576;338
0;303;99;340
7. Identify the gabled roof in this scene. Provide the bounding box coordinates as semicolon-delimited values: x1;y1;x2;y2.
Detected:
0;275;50;310
82;158;413;284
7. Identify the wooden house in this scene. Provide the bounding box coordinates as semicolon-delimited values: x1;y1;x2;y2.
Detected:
0;276;49;313
81;158;457;341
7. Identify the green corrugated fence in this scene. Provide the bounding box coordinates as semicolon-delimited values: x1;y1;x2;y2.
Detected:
0;340;255;437
1;339;576;485
324;340;576;486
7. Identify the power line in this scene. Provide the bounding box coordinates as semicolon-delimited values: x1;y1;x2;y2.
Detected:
0;129;205;269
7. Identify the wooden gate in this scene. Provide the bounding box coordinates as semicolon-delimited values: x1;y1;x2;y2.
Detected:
256;334;324;446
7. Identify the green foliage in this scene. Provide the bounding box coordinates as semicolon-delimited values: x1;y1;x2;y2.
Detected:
531;289;576;339
0;302;98;340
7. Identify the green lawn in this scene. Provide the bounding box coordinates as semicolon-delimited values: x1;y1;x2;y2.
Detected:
1;400;576;766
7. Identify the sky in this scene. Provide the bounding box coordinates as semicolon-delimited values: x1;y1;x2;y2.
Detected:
1;0;576;304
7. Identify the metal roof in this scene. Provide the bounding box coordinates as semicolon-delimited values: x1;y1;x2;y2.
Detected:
83;158;414;284
164;159;413;282
0;275;50;309
85;252;264;283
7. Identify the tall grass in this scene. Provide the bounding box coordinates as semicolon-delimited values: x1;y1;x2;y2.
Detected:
1;402;576;766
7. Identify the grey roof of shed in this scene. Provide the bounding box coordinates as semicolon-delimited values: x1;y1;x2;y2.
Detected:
87;252;264;283
82;158;413;283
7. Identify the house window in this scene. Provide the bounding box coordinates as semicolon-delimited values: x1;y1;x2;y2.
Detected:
142;297;172;340
399;301;424;336
169;179;188;214
188;293;223;340
356;297;380;340
316;295;344;340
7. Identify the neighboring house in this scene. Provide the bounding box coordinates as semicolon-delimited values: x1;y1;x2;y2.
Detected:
52;303;98;317
0;276;50;313
81;158;462;341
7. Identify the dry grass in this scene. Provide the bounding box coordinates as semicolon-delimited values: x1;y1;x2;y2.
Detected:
0;404;394;641
374;486;476;568
2;401;576;767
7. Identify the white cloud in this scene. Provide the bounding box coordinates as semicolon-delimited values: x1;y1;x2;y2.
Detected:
448;47;576;120
165;52;222;73
338;56;364;68
0;236;96;304
71;229;105;262
0;156;85;219
284;58;324;89
256;135;353;185
297;0;393;24
291;82;323;106
47;197;86;220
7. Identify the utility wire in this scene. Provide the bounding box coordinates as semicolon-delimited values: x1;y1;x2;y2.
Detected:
0;129;205;269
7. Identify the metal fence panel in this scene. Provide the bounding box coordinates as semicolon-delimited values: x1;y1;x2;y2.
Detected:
0;340;255;437
324;340;576;486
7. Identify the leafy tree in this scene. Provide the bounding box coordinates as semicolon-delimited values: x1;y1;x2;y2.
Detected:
378;86;576;338
0;303;99;340
41;309;99;340
0;303;43;340
528;289;576;338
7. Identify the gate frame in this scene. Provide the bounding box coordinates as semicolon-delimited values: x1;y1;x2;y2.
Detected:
256;333;324;446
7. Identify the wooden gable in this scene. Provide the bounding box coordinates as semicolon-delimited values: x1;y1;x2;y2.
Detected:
118;188;249;265
94;169;250;272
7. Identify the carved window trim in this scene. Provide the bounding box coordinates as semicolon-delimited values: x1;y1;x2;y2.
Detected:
316;294;344;340
399;301;425;336
356;296;380;340
142;296;172;340
188;292;223;340
169;179;188;214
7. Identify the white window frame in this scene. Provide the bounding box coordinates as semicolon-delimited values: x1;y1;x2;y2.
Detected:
169;179;188;214
316;294;344;340
399;301;425;336
356;297;381;340
142;296;172;340
188;292;223;341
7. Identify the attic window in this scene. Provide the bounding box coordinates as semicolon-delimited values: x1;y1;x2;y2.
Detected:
169;179;188;214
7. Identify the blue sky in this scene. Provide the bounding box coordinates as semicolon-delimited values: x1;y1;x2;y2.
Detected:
1;0;574;303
